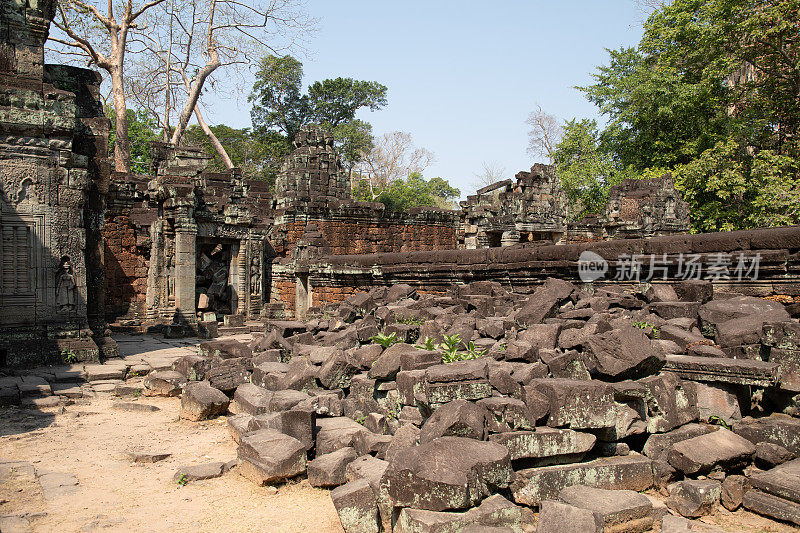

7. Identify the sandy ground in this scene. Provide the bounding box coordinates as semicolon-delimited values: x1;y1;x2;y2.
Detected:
0;395;343;533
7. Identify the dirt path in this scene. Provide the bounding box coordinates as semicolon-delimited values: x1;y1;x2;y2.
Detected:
0;395;343;533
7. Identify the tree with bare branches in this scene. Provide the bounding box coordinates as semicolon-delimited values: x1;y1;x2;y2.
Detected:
50;0;313;172
525;103;563;163
129;0;313;168
472;160;507;189
50;0;169;172
353;131;436;200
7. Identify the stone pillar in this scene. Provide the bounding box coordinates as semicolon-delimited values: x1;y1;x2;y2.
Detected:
174;229;196;324
144;221;163;319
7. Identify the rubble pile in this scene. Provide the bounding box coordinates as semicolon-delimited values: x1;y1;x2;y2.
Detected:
161;279;800;532
195;243;233;318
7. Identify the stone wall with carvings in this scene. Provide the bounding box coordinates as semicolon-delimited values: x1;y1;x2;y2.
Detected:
0;0;113;365
460;164;568;248
460;165;691;248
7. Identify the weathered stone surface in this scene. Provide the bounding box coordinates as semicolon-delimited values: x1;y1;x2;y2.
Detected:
527;379;616;429
585;326;664;381
227;413;253;444
639;373;698;433
346;455;389;489
382;437;513;511
642;423;717;461
488;428;596;464
748;458;800;504
755;442;795;469
142;370;186;396
353;431;393;459
308;447;359;487
269;389;311;411
419;399;487;443
319;351;361;389
38;471;80;500
316;417;369;455
664;354;780;387
666;480;722;518
721;474;749;511
368;343;415;380
734;415;800;455
249;408;315;450
667;428;756;475
199;339;252;360
694;382;741;426
127;449;172;463
385;424;421;463
536;500;602;533
743;489;800;526
395;494;533;533
674;280;713;303
558;485;656;531
237;429;306;485
331;478;380;533
112;401;160;412
233;383;273;415
478;397;536;433
699;296;790;328
511;454;654;506
180;381;230;421
206;358;252;393
399;349;442;372
173;462;226;483
645;284;679;303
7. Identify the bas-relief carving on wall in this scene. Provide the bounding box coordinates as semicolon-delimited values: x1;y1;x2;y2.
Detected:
55;255;76;312
250;253;262;296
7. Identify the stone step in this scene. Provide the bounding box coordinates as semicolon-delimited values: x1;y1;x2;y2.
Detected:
663;354;779;387
743;489;800;526
511;454;654;506
217;326;250;336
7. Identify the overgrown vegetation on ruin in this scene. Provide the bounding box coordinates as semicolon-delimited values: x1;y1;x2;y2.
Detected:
530;0;800;231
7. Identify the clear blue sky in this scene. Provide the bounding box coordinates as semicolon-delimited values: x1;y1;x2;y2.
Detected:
207;1;647;198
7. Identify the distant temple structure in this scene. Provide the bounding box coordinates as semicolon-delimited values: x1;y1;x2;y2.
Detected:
460;164;691;248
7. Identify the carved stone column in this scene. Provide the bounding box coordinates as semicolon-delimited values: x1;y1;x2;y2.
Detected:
174;227;196;324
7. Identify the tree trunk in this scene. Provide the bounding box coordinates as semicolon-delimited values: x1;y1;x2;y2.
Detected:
110;67;131;173
194;105;234;169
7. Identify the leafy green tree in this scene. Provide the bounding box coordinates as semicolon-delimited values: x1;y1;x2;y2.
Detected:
354;172;460;211
249;55;388;170
551;119;631;219
249;55;310;143
106;106;159;174
575;0;800;230
331;119;375;175
675;139;800;232
184;125;288;187
308;78;388;127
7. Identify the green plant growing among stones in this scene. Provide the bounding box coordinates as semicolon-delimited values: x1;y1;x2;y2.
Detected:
415;336;437;351
708;415;731;430
631;320;660;338
371;331;400;349
60;350;78;364
176;474;188;486
396;314;425;326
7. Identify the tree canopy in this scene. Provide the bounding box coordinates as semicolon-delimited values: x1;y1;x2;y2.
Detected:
552;0;800;231
249;55;388;174
354;172;461;211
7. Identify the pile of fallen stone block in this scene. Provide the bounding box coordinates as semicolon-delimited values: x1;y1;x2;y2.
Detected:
158;279;800;532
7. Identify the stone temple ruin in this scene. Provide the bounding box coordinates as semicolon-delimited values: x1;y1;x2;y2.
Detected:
3;2;800;532
460;164;691;248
